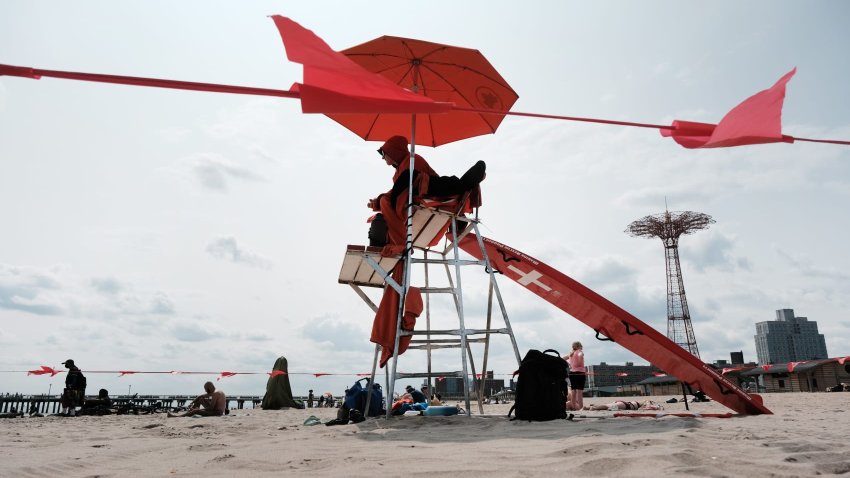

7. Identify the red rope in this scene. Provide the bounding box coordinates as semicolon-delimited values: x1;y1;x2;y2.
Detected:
3;63;849;145
5;65;299;99
452;105;675;130
793;137;850;146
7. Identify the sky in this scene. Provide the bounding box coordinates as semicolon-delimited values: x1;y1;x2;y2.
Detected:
1;1;849;398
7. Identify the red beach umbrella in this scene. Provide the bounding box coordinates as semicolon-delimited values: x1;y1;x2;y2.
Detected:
329;35;519;147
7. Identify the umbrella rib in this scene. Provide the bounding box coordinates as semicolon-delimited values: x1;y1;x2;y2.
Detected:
345;52;410;76
419;64;502;133
364;113;382;140
423;60;516;92
346;53;419;92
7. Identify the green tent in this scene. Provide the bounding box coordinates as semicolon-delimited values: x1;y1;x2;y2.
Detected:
261;356;304;409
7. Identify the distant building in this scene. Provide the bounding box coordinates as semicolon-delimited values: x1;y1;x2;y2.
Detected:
754;309;828;364
587;362;662;394
472;371;505;399
730;351;745;365
433;371;505;399
434;376;464;399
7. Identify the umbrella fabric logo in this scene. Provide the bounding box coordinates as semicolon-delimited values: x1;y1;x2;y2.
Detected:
476;86;503;110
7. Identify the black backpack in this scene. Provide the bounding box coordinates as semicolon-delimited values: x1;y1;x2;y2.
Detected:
67;369;87;391
508;349;569;421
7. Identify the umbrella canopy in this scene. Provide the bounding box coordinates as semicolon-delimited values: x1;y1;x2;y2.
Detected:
328;36;519;147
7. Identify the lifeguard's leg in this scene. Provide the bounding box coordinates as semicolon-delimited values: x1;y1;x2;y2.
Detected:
379;195;406;246
460;160;486;189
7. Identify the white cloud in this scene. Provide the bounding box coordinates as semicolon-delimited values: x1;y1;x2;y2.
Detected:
776;248;850;282
688;229;751;273
205;236;273;270
90;277;124;295
0;264;66;316
170;321;225;342
0;263;176;319
187;153;266;191
299;315;373;353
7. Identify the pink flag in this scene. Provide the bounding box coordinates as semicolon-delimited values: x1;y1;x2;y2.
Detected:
662;68;796;148
271;16;450;115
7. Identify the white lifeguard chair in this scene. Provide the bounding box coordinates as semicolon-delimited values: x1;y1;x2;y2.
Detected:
338;198;522;417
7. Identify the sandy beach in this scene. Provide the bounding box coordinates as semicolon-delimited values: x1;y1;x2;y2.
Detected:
2;393;849;477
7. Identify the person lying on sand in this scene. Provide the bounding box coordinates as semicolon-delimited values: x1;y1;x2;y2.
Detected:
583;400;663;411
168;382;226;417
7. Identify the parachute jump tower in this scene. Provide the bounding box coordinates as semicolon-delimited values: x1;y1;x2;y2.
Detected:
625;210;715;358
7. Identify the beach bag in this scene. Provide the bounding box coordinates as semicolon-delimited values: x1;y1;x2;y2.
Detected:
67;369;86;391
508;349;569;421
344;378;383;417
368;213;389;247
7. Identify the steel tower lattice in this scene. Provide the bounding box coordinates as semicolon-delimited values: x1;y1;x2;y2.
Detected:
625;210;714;358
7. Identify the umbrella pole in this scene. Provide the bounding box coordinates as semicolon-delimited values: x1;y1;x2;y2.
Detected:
387;114;417;417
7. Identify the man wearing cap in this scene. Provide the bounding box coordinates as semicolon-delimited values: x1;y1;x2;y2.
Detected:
60;359;86;416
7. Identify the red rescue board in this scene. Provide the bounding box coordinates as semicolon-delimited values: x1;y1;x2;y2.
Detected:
456;234;772;415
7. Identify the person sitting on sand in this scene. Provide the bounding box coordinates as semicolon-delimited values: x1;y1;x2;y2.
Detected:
583;400;663;411
390;386;431;415
168;382;226;417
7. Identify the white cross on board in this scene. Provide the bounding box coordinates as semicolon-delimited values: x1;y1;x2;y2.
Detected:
507;265;552;291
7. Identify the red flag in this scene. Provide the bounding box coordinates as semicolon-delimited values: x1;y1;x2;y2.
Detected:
271;16;450;115
313;372;331;377
27;366;61;376
118;371;138;377
268;370;287;378
760;364;772;372
217;372;237;381
787;361;804;373
838;357;849;365
652;372;667;377
615;372;628;377
662;68;796;148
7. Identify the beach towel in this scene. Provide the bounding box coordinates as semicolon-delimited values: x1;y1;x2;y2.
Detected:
371;263;424;367
261;356;304;409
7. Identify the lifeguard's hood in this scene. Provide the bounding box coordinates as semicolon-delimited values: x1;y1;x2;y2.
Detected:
380;136;409;164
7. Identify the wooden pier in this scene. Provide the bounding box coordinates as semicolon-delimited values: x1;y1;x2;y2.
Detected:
0;394;265;415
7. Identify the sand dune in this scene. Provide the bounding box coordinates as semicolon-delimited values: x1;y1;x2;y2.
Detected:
2;393;849;477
